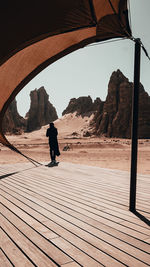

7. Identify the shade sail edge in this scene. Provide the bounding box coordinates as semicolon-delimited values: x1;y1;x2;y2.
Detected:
0;0;131;149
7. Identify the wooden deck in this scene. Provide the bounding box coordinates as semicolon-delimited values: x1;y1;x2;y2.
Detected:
0;162;150;266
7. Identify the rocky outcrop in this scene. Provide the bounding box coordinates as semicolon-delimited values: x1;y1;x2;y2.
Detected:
138;85;150;138
62;96;102;117
26;86;58;132
2;73;150;138
2;99;26;134
92;69;150;138
2;86;58;134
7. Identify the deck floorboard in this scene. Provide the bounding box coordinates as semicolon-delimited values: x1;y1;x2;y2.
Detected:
0;162;150;266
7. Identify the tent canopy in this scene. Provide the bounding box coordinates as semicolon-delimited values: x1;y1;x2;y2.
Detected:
0;0;131;148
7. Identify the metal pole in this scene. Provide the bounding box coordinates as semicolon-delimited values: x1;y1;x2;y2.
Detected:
129;39;141;212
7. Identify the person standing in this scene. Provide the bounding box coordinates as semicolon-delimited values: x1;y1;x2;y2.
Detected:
46;122;60;165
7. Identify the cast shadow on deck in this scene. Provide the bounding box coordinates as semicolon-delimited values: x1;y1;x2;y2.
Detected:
133;210;150;227
0;172;18;180
1;163;149;228
0;165;39;180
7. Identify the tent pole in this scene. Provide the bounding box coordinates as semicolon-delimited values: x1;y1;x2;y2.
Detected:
129;38;141;212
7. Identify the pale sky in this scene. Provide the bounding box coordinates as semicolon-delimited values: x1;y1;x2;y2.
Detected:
16;0;150;118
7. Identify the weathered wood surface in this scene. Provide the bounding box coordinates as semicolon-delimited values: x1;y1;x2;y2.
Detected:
0;162;150;266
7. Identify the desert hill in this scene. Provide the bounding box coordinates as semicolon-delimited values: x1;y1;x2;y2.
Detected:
7;112;94;145
3;113;150;174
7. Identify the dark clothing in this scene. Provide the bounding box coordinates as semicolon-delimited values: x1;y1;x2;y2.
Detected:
50;149;56;161
46;126;60;160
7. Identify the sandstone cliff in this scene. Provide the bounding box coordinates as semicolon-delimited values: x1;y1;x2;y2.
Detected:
3;86;58;134
92;69;150;138
2;73;150;138
2;99;26;134
26;86;58;132
62;96;102;117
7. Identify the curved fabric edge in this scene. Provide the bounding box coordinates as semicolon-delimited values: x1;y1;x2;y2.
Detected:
0;34;97;148
0;0;96;66
0;24;97;68
0;34;131;149
0;0;131;152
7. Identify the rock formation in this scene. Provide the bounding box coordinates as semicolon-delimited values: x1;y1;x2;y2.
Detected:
92;69;150;138
138;85;150;138
26;86;58;132
2;73;150;138
62;96;102;117
2;99;26;134
2;86;58;134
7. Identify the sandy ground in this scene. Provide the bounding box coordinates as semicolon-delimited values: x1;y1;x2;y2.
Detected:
0;113;150;175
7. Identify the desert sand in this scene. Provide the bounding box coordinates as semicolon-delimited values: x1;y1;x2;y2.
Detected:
0;112;150;175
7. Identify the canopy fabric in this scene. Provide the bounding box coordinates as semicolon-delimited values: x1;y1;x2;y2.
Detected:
0;0;131;149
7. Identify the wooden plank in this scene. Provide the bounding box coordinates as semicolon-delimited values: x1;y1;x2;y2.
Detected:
1;191;149;266
0;202;104;266
0;165;149;216
2;178;147;229
2;177;149;240
0;162;150;267
12;170;130;205
1;183;149;253
23;172;122;201
136;211;150;221
0;249;13;267
5;171;129;206
61;262;81;267
51;237;103;267
102;209;150;229
0;174;127;214
136;203;150;213
1;176;150;239
145;238;150;243
0;162;33;172
15;174;149;228
1;186;58;239
0;228;33;267
121;221;150;235
0;163;149;211
1;178;125;224
0;198;122;267
0;204;72;266
22;170;146;211
1;215;58;267
4;174;129;214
